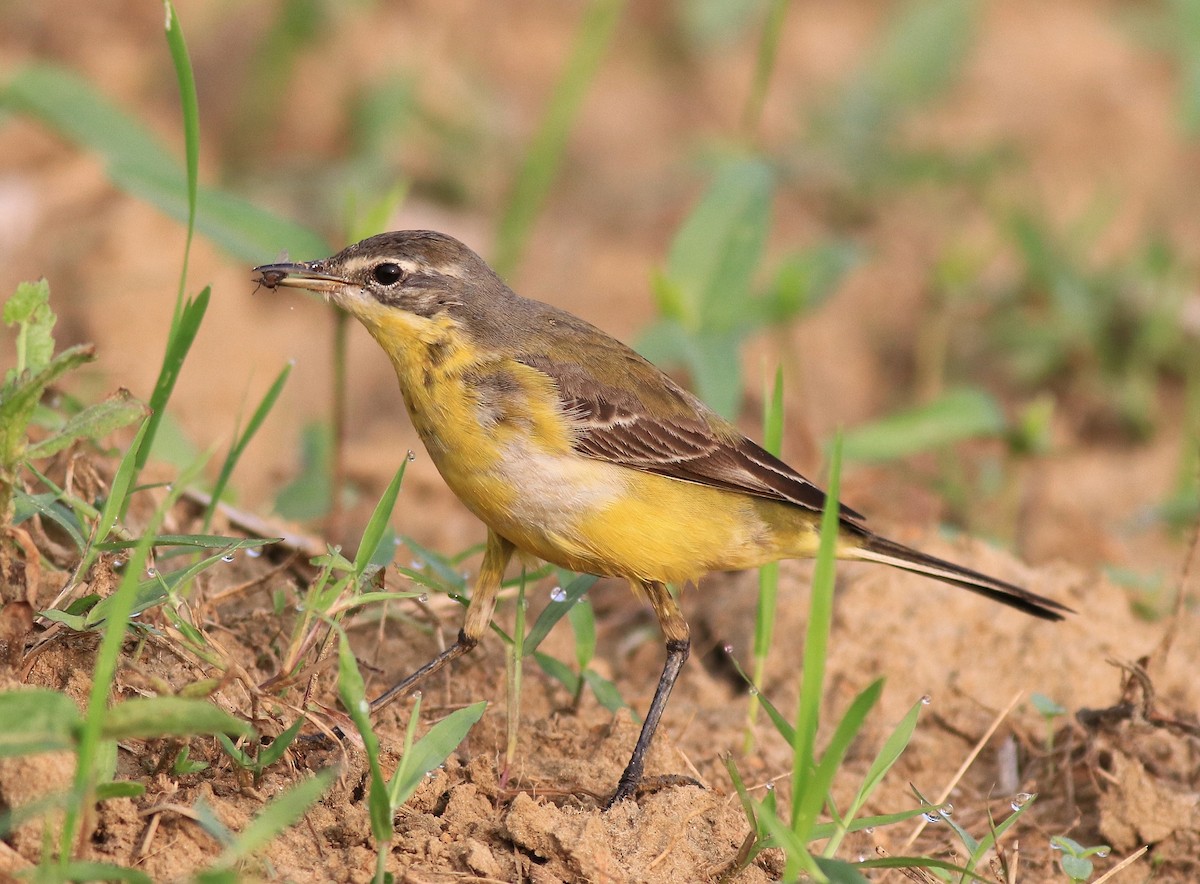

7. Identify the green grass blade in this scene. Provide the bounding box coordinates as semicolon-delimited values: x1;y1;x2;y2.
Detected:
822;693;924;856
2;65;176;178
582;669;628;712
726;645;795;743
2;65;330;263
791;433;843;826
793;678;883;844
966;796;1035;871
111;164;331;262
742;0;791;133
163;0;199;321
337;630;391;845
76;417;150;582
533;652;580;695
204;361;292;530
566;595;597;672
492;0;625;277
388;701;487;808
353;463;407;577
523;572;597;654
747;365;784;747
755;797;824;881
664;157;773;332
97;534;276;551
61;449;206;861
205;767;335;873
133;286;210;474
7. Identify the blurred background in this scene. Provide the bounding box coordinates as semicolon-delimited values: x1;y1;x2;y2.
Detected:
2;0;1197;613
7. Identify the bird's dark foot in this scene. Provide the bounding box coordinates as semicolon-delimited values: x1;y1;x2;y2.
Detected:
602;773;703;810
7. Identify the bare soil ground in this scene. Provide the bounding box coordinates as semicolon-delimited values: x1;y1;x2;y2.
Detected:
3;1;1200;881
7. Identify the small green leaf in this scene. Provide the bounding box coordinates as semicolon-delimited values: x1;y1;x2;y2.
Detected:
0;688;81;756
388;701;487;808
840;388;1007;463
0;343;95;467
24;389;149;460
534;651;580;694
96;780;146;800
582;670;627;713
101;697;253;741
207;768;336;872
3;279;55;375
1031;693;1067;717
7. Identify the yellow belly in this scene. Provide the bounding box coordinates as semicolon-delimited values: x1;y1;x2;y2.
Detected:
366;312;830;585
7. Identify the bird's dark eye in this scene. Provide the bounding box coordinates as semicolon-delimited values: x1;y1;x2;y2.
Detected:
372;263;404;285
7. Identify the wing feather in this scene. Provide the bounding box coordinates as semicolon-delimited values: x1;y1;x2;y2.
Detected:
517;351;865;522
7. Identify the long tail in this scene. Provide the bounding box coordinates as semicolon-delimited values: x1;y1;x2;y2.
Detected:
851;533;1072;621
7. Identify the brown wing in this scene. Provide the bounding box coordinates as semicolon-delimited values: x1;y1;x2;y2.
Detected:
516;348;865;522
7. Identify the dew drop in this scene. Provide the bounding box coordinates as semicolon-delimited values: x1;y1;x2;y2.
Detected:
920;694;932;705
940;803;953;816
550;586;567;602
417;593;429;603
764;783;775;792
747;686;759;697
246;547;262;558
1095;849;1109;858
1011;792;1034;811
146;567;157;578
722;643;734;655
863;826;875;835
923;811;943;823
221;553;236;563
410;560;424;570
113;557;126;569
412;690;423;701
406;450;416;462
1050;840;1063;851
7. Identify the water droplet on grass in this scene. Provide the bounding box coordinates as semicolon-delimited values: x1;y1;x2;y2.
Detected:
550;586;567;602
920;694;932;705
221;553;235;563
1011;792;1034;811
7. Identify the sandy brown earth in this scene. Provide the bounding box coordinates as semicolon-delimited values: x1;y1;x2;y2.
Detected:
3;0;1200;881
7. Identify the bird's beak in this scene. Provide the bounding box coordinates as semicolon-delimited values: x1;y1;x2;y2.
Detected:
252;261;348;295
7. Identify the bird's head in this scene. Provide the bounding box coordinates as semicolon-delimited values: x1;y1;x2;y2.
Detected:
254;230;508;335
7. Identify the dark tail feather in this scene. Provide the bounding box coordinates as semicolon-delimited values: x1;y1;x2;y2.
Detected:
852;534;1072;621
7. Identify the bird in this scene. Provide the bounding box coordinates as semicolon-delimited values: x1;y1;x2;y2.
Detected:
253;229;1070;807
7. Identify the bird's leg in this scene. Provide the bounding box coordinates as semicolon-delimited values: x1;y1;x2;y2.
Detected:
369;530;514;714
605;579;691;808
